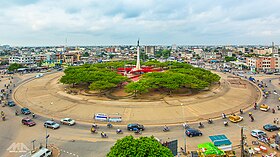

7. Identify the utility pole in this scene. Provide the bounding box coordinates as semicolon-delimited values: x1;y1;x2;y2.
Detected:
241;127;244;157
45;128;49;148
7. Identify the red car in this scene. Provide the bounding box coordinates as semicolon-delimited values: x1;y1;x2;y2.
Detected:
22;118;36;127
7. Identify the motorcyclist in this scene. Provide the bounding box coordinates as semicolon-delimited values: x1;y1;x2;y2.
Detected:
107;123;113;128
222;113;226;119
101;132;107;137
254;103;257;110
15;110;18;116
134;128;141;134
249;112;252;117
224;121;228;126
272;108;276;114
163;125;169;131
32;113;36;118
198;122;204;128
92;123;98;129
240;109;243;114
183;122;188;129
91;127;96;133
1;111;4;116
208;118;213;124
116;128;122;134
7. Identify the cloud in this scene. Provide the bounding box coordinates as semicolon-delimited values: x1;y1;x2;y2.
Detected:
0;0;280;46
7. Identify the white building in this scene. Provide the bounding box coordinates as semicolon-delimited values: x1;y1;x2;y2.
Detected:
9;55;35;65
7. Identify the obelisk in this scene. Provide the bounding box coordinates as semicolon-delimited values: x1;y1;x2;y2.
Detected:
135;39;141;70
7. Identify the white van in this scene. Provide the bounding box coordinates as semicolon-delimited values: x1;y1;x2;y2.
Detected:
31;147;52;157
35;73;44;78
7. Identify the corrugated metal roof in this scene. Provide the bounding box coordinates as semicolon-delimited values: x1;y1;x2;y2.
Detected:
209;134;232;146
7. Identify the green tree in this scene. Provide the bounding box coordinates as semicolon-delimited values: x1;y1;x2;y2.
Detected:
224;56;236;62
107;136;173;157
8;63;24;71
125;81;150;97
89;81;116;94
83;52;89;57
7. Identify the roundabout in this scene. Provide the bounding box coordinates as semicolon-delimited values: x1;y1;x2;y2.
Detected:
13;71;260;125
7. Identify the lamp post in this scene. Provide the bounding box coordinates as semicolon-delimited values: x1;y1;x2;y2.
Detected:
45;128;49;148
181;103;186;153
31;140;36;151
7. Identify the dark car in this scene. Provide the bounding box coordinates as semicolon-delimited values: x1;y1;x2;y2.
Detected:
22;118;36;127
127;123;145;131
263;124;280;132
186;128;202;137
8;101;16;107
21;108;31;115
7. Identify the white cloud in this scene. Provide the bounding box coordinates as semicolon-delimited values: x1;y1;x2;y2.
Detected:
0;0;280;46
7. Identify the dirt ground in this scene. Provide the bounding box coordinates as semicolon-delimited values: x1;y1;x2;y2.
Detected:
13;72;260;125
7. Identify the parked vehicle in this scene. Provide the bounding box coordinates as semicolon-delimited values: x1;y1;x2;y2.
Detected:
44;120;60;129
60;118;75;126
251;130;266;138
127;123;145;131
263;124;280;132
22;118;36;127
31;147;52;157
186;128;202;137
21;107;31;115
7;101;15;107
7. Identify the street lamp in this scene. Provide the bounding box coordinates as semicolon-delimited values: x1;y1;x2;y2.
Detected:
45;127;49;148
181;103;186;153
31;140;36;151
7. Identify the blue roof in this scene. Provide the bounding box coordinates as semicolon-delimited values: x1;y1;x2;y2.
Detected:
209;135;232;146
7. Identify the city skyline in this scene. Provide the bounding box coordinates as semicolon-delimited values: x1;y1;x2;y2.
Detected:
1;0;280;46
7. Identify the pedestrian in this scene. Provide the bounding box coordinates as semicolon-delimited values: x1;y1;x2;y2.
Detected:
274;118;276;124
277;118;279;125
32;113;35;118
249;112;252;117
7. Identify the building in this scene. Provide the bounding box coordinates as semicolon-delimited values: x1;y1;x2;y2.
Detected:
9;55;35;65
144;46;155;56
246;57;280;72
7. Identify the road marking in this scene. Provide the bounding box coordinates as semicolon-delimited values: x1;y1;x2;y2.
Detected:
60;149;80;157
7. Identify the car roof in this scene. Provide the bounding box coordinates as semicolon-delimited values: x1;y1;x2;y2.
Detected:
22;107;29;110
187;128;199;131
45;120;55;123
251;129;265;133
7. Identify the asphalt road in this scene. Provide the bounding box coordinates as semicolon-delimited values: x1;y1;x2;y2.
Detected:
0;72;279;157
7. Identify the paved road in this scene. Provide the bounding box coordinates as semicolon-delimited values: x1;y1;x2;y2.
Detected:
0;73;280;157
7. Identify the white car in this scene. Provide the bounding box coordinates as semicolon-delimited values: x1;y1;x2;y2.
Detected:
60;118;75;126
251;129;266;138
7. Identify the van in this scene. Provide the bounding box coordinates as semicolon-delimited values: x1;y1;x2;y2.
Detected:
35;73;43;78
31;148;52;157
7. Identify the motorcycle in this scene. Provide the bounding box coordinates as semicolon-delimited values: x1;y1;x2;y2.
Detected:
107;123;113;128
101;133;108;138
163;127;170;132
2;116;5;121
90;128;98;134
198;123;204;128
272;109;276;114
116;129;123;134
224;121;228;126
208;119;213;124
134;130;142;135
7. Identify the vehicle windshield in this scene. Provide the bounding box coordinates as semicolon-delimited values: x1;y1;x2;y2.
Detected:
50;122;56;125
26;119;32;122
67;119;72;121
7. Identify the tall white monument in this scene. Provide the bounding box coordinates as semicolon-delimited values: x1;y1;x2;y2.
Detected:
134;39;141;70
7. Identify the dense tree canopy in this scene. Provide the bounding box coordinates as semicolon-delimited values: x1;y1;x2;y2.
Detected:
60;61;220;96
107;136;173;157
8;63;24;71
60;64;128;92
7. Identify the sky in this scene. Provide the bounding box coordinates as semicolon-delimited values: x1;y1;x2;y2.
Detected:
0;0;280;46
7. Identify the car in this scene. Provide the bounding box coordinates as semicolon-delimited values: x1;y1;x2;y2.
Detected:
21;107;31;115
263;124;280;132
60;118;75;126
21;118;36;127
7;101;15;107
260;104;270;112
127;123;145;131
44;120;60;129
251;130;266;138
186;128;202;137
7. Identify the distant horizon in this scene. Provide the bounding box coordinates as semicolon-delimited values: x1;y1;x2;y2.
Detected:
2;43;279;47
1;0;280;46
